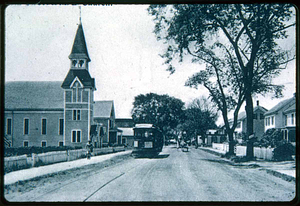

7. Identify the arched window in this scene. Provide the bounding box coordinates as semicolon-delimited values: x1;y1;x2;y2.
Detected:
72;60;77;67
72;81;82;102
79;60;84;67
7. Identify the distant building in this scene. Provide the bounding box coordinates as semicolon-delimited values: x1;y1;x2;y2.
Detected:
234;100;268;141
115;118;134;147
203;129;226;146
115;118;134;128
4;20;121;148
94;101;122;146
264;95;296;143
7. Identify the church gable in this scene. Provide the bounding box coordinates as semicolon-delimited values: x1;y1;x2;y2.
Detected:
70;76;84;88
61;69;95;89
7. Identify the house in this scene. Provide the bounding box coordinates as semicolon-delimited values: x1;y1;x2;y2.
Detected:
264;94;296;143
93;101;122;146
4;19;121;148
203;129;226;146
115;118;135;147
234;100;268;141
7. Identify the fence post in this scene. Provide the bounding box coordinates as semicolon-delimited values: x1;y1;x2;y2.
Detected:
67;150;70;161
32;153;36;167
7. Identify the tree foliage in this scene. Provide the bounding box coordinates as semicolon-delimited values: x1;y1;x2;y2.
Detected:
131;93;185;137
148;5;294;96
180;97;218;141
148;4;295;155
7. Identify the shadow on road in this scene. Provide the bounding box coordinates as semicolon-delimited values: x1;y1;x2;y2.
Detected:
200;158;235;166
200;159;261;169
134;154;170;159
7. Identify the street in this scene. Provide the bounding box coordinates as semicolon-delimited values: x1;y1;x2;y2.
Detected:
5;145;295;202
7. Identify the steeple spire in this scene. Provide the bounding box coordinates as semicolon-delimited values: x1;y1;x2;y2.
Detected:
79;6;82;25
69;10;91;70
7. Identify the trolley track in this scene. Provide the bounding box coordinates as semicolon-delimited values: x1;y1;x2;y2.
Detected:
83;158;160;202
30;157;154;202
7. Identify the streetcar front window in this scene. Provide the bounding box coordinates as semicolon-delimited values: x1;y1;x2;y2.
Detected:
135;130;154;139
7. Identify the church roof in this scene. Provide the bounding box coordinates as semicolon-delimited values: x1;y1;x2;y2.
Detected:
5;81;64;110
68;23;90;62
93;101;115;119
61;69;95;89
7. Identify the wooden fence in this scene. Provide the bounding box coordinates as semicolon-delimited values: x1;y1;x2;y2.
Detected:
212;143;274;160
4;147;125;173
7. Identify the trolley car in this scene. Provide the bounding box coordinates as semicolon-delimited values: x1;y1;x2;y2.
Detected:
132;124;164;157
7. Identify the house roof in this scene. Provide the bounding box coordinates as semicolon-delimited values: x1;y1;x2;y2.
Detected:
68;23;90;62
283;101;296;114
5;81;64;110
61;69;95;89
264;96;295;116
237;105;268;121
93;101;115;118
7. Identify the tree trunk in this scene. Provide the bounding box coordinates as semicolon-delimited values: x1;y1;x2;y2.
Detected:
245;91;254;159
227;130;235;156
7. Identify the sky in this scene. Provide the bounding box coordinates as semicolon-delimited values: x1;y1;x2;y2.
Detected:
5;5;296;125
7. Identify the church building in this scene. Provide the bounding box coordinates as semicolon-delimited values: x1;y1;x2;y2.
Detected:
4;21;119;148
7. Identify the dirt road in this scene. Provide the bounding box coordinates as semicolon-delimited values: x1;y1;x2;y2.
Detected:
4;146;295;202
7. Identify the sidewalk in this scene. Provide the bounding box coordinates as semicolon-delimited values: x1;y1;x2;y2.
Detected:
200;147;296;181
4;150;132;185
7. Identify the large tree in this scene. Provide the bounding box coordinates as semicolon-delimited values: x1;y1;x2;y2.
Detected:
131;93;185;138
148;4;295;156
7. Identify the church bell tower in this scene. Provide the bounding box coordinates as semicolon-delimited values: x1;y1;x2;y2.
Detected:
61;18;96;147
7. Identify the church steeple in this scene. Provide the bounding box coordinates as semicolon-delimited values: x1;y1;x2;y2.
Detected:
69;21;91;70
61;16;96;148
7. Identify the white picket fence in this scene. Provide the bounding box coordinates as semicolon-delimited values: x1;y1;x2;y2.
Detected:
212;143;274;160
4;147;125;173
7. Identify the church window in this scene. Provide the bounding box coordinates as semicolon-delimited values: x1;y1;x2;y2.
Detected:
78;88;82;101
77;110;81;120
59;119;64;135
73;110;81;121
24;118;29;135
79;60;84;67
72;81;82;102
41;141;47;147
6;118;12;135
41;118;47;135
23;141;29;147
72;60;77;67
72;130;81;143
73;87;77;102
